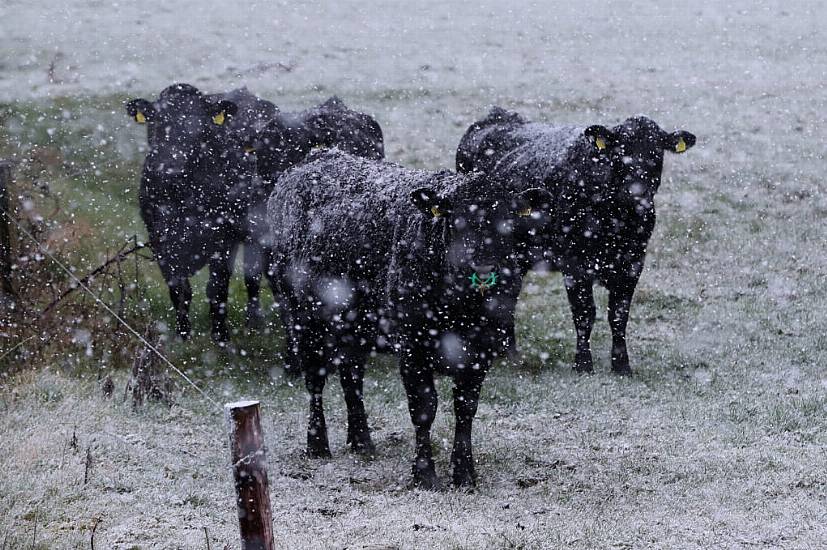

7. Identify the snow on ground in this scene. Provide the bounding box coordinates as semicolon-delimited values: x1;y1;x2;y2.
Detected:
1;0;827;548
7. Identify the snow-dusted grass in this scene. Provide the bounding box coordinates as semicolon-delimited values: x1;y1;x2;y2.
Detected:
2;346;825;549
2;0;827;548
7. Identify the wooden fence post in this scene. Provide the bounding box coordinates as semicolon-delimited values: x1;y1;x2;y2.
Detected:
0;160;16;307
225;400;275;550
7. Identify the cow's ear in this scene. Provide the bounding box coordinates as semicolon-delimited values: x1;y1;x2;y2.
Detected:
125;99;154;124
584;125;617;152
666;130;696;154
513;187;553;217
411;187;451;218
207;100;238;126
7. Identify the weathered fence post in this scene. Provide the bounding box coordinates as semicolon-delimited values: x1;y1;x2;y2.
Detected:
0;160;16;307
225;400;275;550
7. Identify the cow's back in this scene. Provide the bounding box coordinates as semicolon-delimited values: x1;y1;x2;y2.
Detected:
456;107;524;174
301;99;385;161
480;123;585;191
268;150;426;285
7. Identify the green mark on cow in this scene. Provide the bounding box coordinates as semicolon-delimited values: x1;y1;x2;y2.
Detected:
469;272;498;295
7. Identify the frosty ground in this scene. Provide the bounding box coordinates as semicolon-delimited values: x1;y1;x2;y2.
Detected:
1;0;826;548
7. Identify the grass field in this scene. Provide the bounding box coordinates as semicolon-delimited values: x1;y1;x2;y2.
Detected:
1;1;826;548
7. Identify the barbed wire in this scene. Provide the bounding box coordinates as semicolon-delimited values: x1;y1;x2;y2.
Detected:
0;208;222;411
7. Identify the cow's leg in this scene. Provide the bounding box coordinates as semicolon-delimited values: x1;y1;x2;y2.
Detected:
262;247;280;300
498;252;535;360
451;371;486;489
242;242;264;329
304;353;332;458
607;277;638;375
266;253;301;376
338;351;374;456
400;346;441;490
279;307;301;376
206;247;237;344
500;319;519;360
167;277;192;339
564;278;596;373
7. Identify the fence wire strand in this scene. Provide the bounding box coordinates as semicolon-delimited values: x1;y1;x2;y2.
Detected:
0;209;222;411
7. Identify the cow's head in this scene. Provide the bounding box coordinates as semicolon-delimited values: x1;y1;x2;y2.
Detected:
252;119;287;165
410;182;553;293
125;84;238;177
246;117;311;179
584;116;695;215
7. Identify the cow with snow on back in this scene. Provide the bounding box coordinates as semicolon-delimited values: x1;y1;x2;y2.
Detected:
267;149;552;489
457;108;696;374
240;96;385;319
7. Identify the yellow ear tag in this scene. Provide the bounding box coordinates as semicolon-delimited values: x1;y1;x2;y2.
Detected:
135;111;146;124
675;137;687;153
430;206;443;218
517;207;532;217
244;145;256;154
595;136;606;151
212;112;226;126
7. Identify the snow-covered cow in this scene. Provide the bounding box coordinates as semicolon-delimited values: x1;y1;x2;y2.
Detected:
240;96;384;333
457;108;696;374
268;149;552;488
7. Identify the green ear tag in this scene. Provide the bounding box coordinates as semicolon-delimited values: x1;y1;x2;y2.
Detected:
595;136;606;151
469;272;498;295
135;111;146;124
675;137;687;153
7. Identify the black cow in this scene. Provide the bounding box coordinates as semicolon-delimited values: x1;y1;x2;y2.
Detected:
220;88;282;328
224;91;384;330
456;108;696;374
251;95;384;181
268;149;552;488
125;83;269;342
241;96;385;353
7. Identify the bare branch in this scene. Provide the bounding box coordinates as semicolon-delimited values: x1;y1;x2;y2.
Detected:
41;239;147;315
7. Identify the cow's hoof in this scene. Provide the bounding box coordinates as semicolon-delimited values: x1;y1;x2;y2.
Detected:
412;461;443;491
245;316;264;331
349;437;376;459
612;364;633;376
211;328;230;346
347;428;376;458
412;471;443;491
176;322;191;341
504;343;521;361
573;362;594;374
452;468;477;490
245;308;264;330
306;429;331;459
499;346;522;366
306;444;332;459
574;350;593;374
